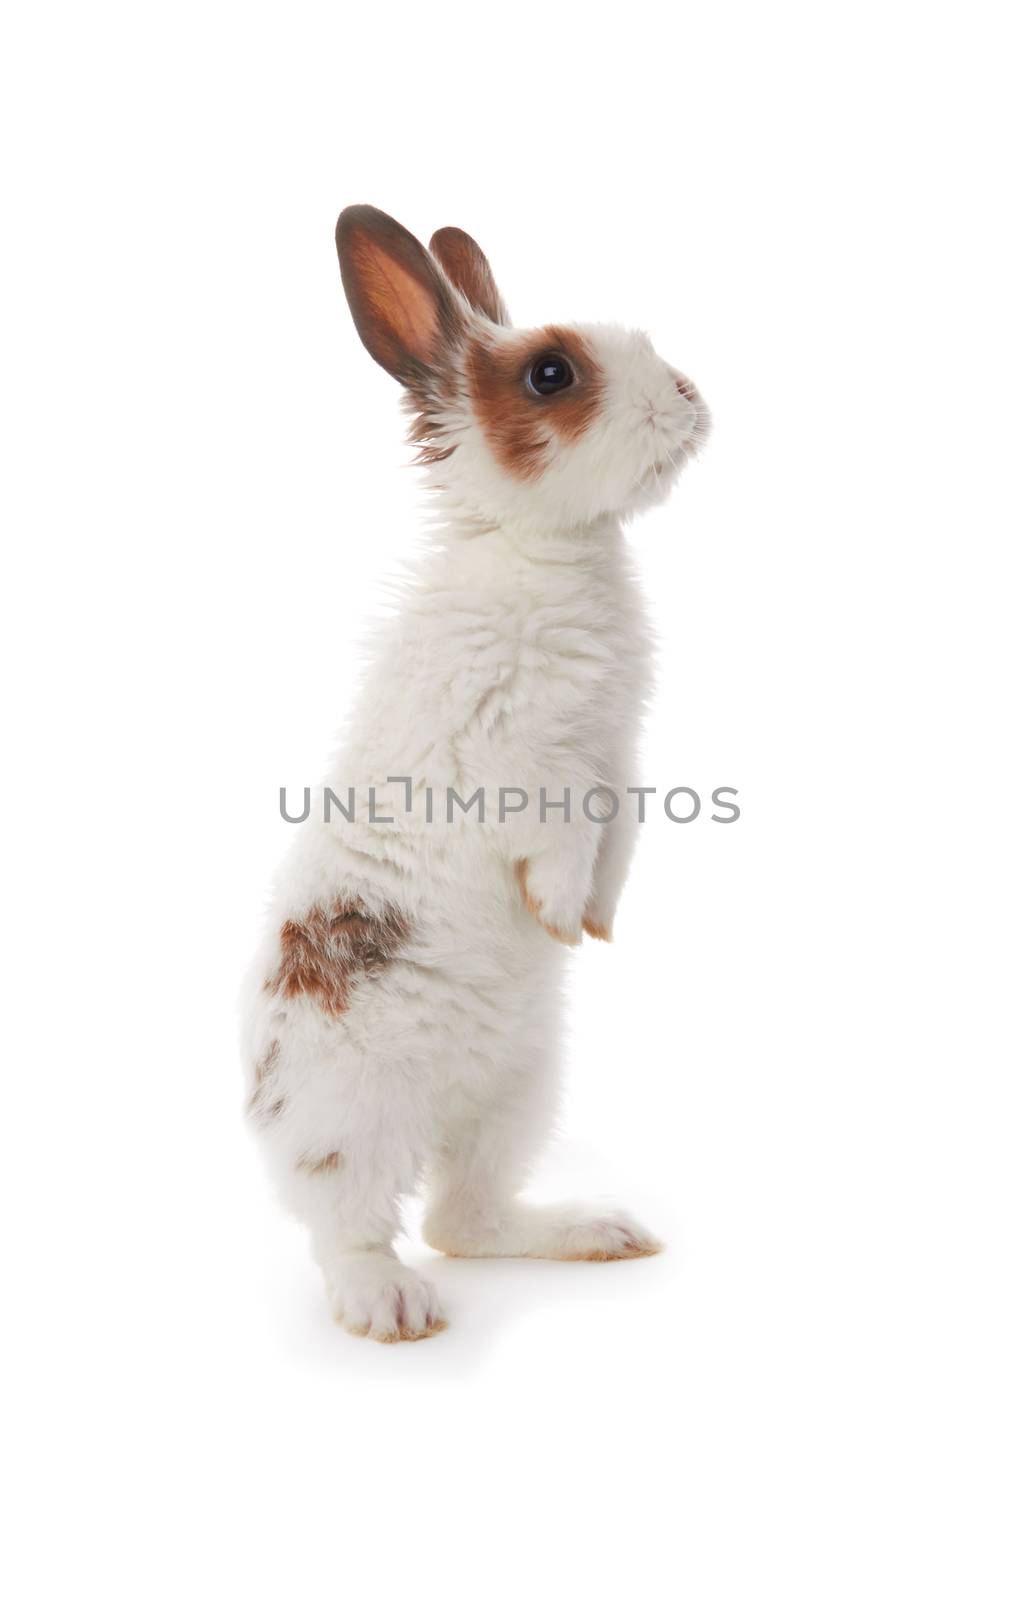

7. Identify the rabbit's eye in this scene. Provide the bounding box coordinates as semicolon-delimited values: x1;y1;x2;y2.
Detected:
527;353;574;395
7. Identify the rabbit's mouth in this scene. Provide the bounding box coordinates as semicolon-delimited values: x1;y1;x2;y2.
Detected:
660;399;711;474
640;385;710;482
648;434;697;482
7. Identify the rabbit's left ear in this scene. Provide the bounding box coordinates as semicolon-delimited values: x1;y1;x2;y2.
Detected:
430;227;509;326
336;205;465;386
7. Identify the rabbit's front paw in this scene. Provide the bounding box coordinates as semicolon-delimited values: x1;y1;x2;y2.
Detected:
516;859;585;945
582;882;623;941
581;905;613;941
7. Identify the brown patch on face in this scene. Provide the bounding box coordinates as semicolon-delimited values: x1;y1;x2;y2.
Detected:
515;860;581;947
297;1151;342;1176
265;898;410;1016
429;227;508;325
467;326;604;481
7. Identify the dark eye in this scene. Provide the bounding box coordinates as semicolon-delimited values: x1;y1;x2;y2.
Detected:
527;353;574;395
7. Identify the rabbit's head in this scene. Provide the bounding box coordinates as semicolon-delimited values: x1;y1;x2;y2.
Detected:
336;205;709;531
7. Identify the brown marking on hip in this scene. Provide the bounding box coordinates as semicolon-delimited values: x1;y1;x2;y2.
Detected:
254;1039;280;1083
246;1086;286;1122
246;1040;286;1121
467;326;604;481
265;899;410;1016
297;1151;342;1176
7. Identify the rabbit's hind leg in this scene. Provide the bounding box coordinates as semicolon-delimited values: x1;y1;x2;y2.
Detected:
422;1048;661;1264
248;1032;445;1343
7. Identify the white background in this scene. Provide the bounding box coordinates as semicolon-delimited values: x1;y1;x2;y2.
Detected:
3;3;1008;1596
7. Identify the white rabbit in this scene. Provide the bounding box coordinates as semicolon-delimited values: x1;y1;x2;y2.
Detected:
241;206;710;1341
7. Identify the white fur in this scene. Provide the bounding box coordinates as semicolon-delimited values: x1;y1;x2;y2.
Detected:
242;285;707;1342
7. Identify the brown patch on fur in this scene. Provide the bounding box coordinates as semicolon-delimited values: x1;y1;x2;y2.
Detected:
246;1086;286;1122
254;1039;280;1083
265;899;410;1016
467;326;604;481
429;227;508;325
581;917;612;942
297;1151;342;1176
246;1041;285;1120
515;859;581;947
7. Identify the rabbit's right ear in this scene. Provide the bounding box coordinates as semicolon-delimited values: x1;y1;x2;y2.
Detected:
429;226;509;326
335;205;465;386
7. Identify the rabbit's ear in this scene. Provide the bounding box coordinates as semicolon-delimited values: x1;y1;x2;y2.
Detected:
429;227;509;326
336;206;465;385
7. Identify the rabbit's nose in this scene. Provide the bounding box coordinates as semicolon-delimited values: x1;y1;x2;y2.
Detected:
672;370;698;404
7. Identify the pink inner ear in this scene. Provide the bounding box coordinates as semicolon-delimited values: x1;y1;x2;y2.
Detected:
353;240;441;367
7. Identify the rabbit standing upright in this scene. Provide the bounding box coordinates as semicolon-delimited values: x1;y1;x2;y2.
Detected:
242;206;710;1341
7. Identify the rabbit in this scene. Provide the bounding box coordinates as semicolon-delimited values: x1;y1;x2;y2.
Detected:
241;205;710;1342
